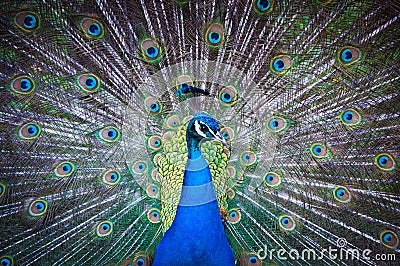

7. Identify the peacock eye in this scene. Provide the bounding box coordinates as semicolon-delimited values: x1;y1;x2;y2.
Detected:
270;55;291;74
132;161;148;175
205;23;224;48
166;115;181;129
338;46;362;66
54;161;75;177
333;186;351;203
96;221;113;237
147;208;161;223
146;46;159;59
339;108;362;128
240;151;257;166
227;208;241;224
146;184;159;198
28;199;48;217
96;126;121;143
77;74;101;93
18;122;41;140
101;169;121;186
253;0;274;15
81;18;104;39
380;230;399;249
218;85;239;106
263;171;282;188
148;136;163;150
279;215;296;231
144;96;162;115
140;39;163;63
220;127;235;142
0;256;13;266
11;75;36;95
200;125;208;132
249;255;258;264
80;18;104;40
266;115;290;134
310;143;329;159
374;153;396;172
241;253;260;265
15;11;40;32
134;256;149;266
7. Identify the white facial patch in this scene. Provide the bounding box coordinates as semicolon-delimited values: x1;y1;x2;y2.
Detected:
194;120;214;138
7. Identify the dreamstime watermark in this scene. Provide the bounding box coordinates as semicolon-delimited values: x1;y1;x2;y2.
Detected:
256;238;397;262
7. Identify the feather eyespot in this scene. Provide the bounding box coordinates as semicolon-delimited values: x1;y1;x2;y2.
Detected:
270;55;291;74
279;215;296;231
133;255;150;266
220;127;235;142
28;199;48;217
219;86;238;106
380;230;399;249
148;136;163;150
266;116;290;133
227;208;241;224
11;75;35;95
54;161;75;177
80;18;104;40
0;256;14;266
97;126;121;143
263;172;282;188
132;161;148;175
146;184;159;198
137;258;145;266
148;208;161;223
144;96;162;115
17;122;41;140
248;255;260;265
240;151;257;166
310;143;329;158
374;153;396;171
166;115;181;129
338;46;362;66
15;11;40;32
96;221;113;237
333;186;351;203
253;0;274;15
205;23;224;48
240;253;261;266
101;169;121;186
77;74;101;93
140;39;163;63
340;108;362;127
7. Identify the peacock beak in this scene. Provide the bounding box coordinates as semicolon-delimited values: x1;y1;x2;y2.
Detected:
213;131;229;147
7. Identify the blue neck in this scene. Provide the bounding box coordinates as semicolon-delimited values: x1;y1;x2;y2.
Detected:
184;137;211;186
152;130;235;265
187;136;202;160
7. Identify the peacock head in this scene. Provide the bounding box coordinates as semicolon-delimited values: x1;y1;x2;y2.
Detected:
187;113;228;147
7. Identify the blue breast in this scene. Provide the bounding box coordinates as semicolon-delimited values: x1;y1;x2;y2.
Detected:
152;156;235;265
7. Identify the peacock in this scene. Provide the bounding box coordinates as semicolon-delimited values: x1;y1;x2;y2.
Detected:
0;0;399;265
